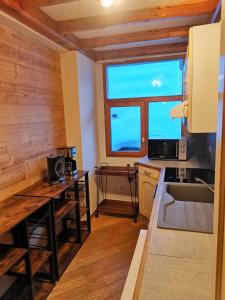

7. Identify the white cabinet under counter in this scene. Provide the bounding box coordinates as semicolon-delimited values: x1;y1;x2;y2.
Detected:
138;166;160;218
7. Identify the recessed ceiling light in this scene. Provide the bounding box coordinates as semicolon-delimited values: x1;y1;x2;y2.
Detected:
101;0;114;8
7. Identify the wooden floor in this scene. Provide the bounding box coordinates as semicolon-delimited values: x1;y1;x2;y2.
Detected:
47;215;146;300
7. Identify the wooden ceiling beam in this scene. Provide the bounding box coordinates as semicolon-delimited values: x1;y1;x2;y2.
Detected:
0;0;96;61
59;0;218;33
95;42;187;61
20;0;78;9
81;26;190;49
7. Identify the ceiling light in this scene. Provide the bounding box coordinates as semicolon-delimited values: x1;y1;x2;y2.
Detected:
152;79;162;88
101;0;114;7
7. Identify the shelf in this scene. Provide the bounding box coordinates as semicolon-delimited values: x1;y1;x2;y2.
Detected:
57;241;80;277
66;207;89;220
80;230;90;244
98;199;136;219
0;247;27;276
1;278;31;300
80;207;88;219
95;166;137;177
55;200;77;224
11;249;51;276
58;228;90;244
34;280;54;300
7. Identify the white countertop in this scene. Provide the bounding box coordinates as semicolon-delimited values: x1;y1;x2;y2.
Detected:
138;156;211;169
137;158;216;300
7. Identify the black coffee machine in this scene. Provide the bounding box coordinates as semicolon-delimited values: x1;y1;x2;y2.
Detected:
57;146;77;175
47;156;65;184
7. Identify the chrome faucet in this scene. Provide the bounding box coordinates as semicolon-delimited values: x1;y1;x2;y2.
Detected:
195;177;215;193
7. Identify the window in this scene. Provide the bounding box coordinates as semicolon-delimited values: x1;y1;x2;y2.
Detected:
104;58;183;156
106;59;183;99
148;101;182;140
106;101;146;156
110;106;141;152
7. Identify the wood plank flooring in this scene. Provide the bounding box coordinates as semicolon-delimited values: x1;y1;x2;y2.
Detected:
47;215;146;300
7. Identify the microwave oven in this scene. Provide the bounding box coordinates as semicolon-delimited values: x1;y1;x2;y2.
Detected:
148;139;187;161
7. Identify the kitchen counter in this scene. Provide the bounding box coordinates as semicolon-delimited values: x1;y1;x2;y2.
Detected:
136;158;216;300
138;156;211;169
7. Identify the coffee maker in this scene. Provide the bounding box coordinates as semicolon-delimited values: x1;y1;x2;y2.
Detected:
47;156;65;184
57;146;77;175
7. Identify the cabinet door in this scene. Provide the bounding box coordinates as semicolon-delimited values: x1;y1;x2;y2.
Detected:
139;174;157;218
188;23;220;133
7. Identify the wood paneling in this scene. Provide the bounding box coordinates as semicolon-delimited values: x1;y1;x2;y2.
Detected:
58;0;218;33
0;24;66;201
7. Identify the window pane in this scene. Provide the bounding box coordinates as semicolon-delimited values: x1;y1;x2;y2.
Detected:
110;106;141;152
106;59;183;99
148;101;182;139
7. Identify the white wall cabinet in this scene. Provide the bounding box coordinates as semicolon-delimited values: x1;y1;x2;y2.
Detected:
171;23;220;133
138;166;160;218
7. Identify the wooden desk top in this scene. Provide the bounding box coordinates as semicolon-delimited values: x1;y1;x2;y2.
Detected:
17;180;70;198
16;171;88;198
95;166;137;177
0;195;51;236
65;171;88;184
0;171;89;235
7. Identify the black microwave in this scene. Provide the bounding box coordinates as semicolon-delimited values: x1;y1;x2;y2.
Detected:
148;139;187;160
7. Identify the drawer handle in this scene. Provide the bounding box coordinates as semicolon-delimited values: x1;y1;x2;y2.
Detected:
144;171;151;177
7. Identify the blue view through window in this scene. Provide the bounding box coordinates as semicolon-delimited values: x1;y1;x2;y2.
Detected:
106;59;183;99
148;101;182;140
110;106;141;152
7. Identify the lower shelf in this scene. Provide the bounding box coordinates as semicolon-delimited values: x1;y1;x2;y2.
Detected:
66;207;89;220
34;280;54;300
56;228;90;277
98;199;137;219
0;246;27;276
1;278;32;300
0;275;54;300
11;249;51;276
57;241;80;277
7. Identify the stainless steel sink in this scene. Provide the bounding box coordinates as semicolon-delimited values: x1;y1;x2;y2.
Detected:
157;183;214;233
166;184;214;203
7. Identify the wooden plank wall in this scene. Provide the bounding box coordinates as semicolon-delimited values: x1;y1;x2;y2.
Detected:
0;24;66;201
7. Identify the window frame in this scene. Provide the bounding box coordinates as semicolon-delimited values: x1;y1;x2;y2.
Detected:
104;56;185;157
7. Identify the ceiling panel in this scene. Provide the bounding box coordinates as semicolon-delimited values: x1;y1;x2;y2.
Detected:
41;0;203;21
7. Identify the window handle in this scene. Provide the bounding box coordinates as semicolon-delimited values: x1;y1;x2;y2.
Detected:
142;137;145;144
